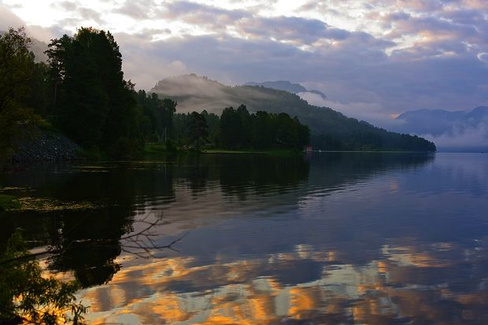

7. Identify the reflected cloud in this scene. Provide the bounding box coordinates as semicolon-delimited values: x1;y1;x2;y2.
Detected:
78;236;488;324
2;154;487;323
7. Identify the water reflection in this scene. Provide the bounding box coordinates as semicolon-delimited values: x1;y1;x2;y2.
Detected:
80;237;488;324
2;153;488;324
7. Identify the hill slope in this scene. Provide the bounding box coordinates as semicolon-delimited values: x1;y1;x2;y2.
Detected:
151;74;436;151
244;80;327;100
391;107;488;151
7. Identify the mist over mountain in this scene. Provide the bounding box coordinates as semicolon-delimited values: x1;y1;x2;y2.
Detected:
391;107;488;152
244;80;327;99
30;38;48;62
1;29;49;62
244;80;327;101
245;81;307;93
151;74;435;152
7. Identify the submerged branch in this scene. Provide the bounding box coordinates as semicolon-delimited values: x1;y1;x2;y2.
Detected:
1;214;188;265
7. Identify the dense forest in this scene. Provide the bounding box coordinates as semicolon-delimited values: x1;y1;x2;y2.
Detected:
0;27;310;160
152;74;437;152
0;27;435;162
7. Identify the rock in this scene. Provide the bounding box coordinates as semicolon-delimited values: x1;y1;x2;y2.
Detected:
9;128;82;163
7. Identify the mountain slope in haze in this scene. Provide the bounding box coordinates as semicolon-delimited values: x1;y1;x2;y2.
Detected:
391;107;488;151
244;80;327;101
1;30;49;62
151;74;436;151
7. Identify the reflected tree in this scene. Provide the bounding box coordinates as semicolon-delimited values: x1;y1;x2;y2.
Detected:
0;229;86;324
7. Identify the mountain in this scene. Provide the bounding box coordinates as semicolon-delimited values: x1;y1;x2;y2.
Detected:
30;38;49;62
1;30;49;62
151;74;436;151
391;107;488;152
245;80;327;100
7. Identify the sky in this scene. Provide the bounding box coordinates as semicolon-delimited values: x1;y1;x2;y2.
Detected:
1;0;488;127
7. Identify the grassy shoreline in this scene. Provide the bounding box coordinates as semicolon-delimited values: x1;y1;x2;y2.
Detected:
143;143;304;157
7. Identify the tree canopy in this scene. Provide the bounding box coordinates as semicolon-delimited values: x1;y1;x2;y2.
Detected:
46;27;144;156
1;26;435;159
173;105;310;151
0;27;43;159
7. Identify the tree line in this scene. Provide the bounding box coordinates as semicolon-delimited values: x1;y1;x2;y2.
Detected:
0;27;309;159
134;90;310;152
1;26;434;157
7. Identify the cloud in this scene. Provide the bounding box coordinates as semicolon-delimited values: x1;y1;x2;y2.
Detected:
421;124;488;150
237;16;332;45
0;5;58;48
115;1;157;20
58;1;77;11
78;7;105;24
0;5;25;30
3;0;488;130
162;1;248;34
478;53;488;63
114;18;487;118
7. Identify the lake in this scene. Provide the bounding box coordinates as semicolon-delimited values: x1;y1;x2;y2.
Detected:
1;152;488;324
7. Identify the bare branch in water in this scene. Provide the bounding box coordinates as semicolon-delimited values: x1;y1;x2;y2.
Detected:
1;213;187;265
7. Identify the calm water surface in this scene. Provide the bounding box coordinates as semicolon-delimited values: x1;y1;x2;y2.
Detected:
1;152;488;324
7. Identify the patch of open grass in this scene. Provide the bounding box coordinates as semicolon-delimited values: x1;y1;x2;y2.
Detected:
16;197;98;212
0;194;21;211
0;193;98;213
202;149;303;156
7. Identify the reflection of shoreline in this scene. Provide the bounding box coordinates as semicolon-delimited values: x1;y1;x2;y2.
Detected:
80;237;488;324
410;153;488;197
2;153;487;323
131;153;436;239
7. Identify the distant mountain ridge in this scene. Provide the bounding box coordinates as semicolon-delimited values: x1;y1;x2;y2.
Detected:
0;30;49;62
245;80;327;100
151;74;436;151
391;106;488;151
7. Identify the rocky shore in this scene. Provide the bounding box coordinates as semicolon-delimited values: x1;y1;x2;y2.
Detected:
8;128;82;163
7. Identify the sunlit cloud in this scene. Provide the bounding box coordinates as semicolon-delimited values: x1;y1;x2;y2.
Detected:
77;238;488;324
1;0;487;137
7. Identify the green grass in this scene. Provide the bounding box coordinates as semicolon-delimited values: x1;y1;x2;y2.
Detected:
143;142;305;157
144;142;168;154
0;195;21;211
202;148;303;156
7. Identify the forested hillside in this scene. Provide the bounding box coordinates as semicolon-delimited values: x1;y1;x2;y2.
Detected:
0;28;435;162
390;107;488;152
152;75;436;152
